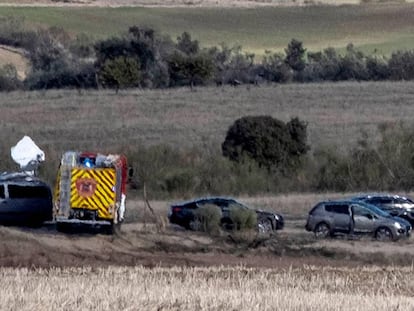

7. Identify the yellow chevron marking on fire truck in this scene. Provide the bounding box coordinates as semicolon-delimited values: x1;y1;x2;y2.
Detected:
70;168;116;219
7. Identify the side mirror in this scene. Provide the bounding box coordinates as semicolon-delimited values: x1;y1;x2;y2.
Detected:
128;166;134;180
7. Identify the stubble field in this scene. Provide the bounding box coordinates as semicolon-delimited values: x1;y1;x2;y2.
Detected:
1;265;414;310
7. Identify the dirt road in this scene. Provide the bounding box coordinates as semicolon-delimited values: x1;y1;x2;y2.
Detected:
1;216;413;269
0;0;361;7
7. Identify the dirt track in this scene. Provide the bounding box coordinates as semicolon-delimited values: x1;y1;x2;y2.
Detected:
2;217;414;269
0;0;361;7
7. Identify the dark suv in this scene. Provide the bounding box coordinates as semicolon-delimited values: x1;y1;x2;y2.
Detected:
352;194;414;226
305;200;411;241
0;172;53;226
169;197;284;233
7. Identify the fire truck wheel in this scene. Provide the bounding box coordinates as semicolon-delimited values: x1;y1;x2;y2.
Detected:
109;222;122;235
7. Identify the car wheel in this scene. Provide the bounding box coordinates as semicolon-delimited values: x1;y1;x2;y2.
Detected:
189;219;203;231
375;227;394;241
257;218;273;234
314;222;330;239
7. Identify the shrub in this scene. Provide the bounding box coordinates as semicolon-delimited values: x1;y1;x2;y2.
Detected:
208;44;259;85
366;55;390;81
25;60;97;90
388;50;414;80
303;48;341;81
162;168;196;196
228;203;257;231
167;51;214;88
285;38;306;72
0;64;22;91
222;115;309;172
260;51;292;83
94;26;172;89
336;43;368;81
193;204;222;234
98;56;141;90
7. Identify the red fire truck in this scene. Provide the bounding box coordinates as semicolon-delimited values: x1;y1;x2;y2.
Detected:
54;151;128;233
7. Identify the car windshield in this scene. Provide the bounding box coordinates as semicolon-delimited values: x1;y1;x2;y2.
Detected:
361;202;391;217
402;197;414;204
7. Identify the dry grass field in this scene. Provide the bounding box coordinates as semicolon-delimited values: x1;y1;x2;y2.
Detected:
1;265;414;311
1;82;414;170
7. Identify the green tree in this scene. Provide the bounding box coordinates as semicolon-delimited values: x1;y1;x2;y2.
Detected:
285;38;306;72
168;51;213;88
177;32;199;55
261;51;291;82
98;56;141;91
222;115;309;171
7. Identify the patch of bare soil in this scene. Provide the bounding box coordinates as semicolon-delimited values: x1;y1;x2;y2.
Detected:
0;220;413;269
0;45;29;80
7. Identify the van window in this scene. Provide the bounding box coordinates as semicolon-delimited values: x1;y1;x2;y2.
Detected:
8;185;50;199
325;204;349;214
0;185;4;199
393;197;412;204
352;205;371;217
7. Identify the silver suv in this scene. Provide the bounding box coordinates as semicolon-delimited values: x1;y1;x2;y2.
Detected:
352;194;414;227
305;200;411;241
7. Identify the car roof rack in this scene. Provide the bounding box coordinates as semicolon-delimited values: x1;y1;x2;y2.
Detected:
0;171;39;182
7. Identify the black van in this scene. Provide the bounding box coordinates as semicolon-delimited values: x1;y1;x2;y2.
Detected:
0;172;53;226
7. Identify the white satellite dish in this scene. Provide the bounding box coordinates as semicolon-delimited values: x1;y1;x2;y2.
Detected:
10;136;45;175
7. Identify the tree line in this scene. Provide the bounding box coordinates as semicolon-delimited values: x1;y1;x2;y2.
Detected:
1;18;414;91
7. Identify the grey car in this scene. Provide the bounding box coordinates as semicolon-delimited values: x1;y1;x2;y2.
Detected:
305;200;411;241
352;194;414;227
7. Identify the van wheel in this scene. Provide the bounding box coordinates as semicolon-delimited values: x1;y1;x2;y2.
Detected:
314;222;330;239
257;218;273;234
375;227;393;241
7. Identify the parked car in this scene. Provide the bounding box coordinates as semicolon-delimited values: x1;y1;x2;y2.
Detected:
169;197;284;233
0;172;53;226
305;200;411;241
352;194;414;226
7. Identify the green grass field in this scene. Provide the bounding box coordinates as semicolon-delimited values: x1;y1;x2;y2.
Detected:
1;3;414;55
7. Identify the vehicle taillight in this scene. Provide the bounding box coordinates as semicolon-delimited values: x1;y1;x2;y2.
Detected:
172;207;182;213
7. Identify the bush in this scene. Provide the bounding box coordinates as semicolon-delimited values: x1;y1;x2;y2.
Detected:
229;204;257;231
193;204;222;234
260;51;292;83
285;38;306;73
366;56;390;81
222;115;309;172
98;56;141;90
162;168;196;196
0;64;22;91
167;51;214;88
25;61;97;90
94;26;172;89
388;50;414;80
208;44;259;85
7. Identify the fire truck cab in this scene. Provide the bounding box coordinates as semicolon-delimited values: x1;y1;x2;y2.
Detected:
54;151;128;233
